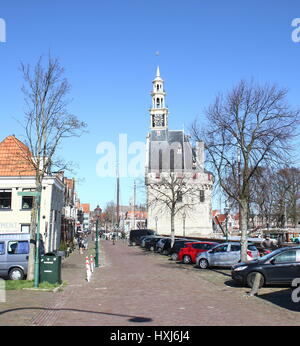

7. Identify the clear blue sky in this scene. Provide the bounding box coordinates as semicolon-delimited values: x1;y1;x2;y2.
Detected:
0;0;300;210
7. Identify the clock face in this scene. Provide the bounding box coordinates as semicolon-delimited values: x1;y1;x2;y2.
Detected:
153;114;165;127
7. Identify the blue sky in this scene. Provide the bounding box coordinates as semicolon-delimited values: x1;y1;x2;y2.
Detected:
0;0;300;210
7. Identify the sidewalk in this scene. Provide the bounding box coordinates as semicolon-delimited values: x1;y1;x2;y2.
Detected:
0;240;102;326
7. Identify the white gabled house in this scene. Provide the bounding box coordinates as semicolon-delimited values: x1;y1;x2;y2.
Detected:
0;135;64;252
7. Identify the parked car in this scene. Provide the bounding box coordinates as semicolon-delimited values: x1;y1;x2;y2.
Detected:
290;236;300;244
0;233;44;280
231;246;300;287
129;229;155;246
178;241;218;264
169;239;201;261
196;242;259;269
155;237;169;253
157;238;180;255
144;237;166;251
140;235;156;248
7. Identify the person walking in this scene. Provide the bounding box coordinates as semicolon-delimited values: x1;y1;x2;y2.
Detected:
79;237;84;254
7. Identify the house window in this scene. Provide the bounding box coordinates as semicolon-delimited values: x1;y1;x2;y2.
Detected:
22;196;33;209
200;190;205;202
0;189;12;209
21;224;30;233
21;188;35;210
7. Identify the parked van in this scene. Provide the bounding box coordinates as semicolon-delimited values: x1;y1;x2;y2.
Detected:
0;233;31;280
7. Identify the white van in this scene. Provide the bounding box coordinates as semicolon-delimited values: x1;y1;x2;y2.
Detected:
0;233;31;280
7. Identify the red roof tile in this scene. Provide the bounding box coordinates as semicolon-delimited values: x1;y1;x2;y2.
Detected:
0;135;35;176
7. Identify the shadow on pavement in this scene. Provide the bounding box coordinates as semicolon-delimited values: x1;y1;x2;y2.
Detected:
257;288;300;312
0;307;153;323
208;268;231;277
224;280;300;312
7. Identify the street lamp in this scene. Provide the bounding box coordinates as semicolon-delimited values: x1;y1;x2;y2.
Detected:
183;212;186;238
224;205;230;242
94;205;102;268
155;216;158;235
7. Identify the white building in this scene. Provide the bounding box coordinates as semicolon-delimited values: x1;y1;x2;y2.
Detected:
0;135;65;252
145;68;213;237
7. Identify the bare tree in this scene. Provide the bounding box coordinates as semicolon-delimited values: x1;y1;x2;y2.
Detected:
147;172;207;247
191;80;300;261
20;56;87;280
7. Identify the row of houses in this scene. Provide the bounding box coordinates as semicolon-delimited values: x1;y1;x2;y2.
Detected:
0;135;92;253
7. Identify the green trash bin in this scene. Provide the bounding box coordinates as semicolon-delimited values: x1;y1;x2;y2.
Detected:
40;254;62;284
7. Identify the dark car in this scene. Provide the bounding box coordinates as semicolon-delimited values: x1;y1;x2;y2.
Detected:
144;237;165;251
169;239;201;261
140;235;156;247
129;229;155;246
231;246;300;287
159;238;182;255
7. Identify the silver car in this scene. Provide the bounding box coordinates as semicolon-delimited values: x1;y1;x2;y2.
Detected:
195;242;259;269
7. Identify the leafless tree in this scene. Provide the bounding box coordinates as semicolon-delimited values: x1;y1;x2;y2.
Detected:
147;172;207;247
191;79;300;261
20;56;87;280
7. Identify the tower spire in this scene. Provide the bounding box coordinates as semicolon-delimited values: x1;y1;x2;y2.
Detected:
150;67;168;130
156;65;160;78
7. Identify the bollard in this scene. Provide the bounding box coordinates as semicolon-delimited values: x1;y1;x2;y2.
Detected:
90;254;94;273
85;256;92;282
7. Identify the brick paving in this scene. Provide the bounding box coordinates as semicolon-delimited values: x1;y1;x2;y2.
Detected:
0;238;300;326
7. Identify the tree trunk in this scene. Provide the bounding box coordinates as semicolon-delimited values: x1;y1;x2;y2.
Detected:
26;180;42;281
27;201;37;280
171;211;175;248
240;198;248;262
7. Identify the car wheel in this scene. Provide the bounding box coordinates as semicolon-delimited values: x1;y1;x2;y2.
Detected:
183;255;192;264
171;253;178;261
198;258;209;269
9;267;24;280
150;246;154;251
246;272;265;288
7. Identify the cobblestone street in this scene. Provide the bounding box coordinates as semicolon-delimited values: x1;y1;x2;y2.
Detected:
0;239;300;326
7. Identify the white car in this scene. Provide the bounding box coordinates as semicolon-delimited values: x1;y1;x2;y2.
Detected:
196;242;259;269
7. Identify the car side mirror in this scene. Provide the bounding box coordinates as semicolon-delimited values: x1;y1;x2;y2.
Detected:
270;258;275;265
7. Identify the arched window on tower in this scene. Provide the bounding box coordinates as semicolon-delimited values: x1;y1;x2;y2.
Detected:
159;149;163;172
170;149;175;172
156;98;160;108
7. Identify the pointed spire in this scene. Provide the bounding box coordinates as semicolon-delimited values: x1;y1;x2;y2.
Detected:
156;65;160;77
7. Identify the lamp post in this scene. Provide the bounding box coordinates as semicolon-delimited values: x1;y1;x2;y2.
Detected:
224;205;230;242
155;216;158;235
94;205;102;268
95;219;99;267
183;212;186;238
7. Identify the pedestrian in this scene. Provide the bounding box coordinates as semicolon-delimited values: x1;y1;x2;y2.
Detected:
84;236;88;250
261;235;275;250
79;237;84;254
